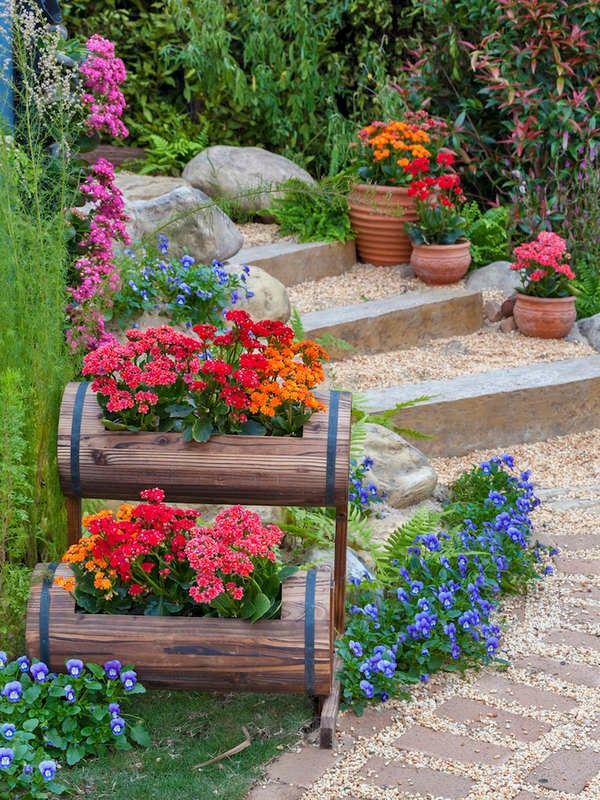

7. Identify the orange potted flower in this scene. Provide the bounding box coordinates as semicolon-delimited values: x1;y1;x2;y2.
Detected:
348;111;449;266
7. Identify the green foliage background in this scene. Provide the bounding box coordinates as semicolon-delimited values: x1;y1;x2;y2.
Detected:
60;0;424;176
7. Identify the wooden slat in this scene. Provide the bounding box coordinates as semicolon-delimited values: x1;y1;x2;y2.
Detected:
57;383;352;509
27;564;333;695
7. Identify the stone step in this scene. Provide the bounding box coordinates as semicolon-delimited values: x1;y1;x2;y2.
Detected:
301;288;483;355
360;355;600;457
229;239;356;286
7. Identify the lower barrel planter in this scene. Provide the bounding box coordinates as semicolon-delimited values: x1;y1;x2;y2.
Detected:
26;563;333;696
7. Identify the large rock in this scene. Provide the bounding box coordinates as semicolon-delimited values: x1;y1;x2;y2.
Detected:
363;423;437;509
578;313;600;350
114;173;188;200
225;263;290;322
466;261;521;295
115;174;243;262
182;145;315;214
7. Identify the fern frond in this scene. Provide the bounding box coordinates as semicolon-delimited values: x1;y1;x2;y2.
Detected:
376;507;442;580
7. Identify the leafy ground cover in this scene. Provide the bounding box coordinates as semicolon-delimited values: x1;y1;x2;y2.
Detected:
60;690;311;800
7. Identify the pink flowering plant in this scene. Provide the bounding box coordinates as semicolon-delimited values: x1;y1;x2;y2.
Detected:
57;489;293;622
509;231;576;298
65;35;130;355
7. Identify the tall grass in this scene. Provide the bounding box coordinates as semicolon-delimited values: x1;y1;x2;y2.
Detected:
0;3;76;599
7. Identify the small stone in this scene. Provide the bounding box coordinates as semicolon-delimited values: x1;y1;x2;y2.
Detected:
501;294;517;317
483;300;503;322
499;316;518;333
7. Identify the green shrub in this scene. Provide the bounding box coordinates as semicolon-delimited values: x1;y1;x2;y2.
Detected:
463;202;509;269
60;0;425;177
337;455;553;713
268;176;354;243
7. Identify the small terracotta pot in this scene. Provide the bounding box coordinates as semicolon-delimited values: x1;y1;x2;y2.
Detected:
410;239;472;285
513;293;576;339
347;183;417;266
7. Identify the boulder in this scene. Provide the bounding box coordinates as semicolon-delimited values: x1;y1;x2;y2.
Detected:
366;499;443;551
115;174;243;263
577;313;600;350
466;261;521;295
225;263;291;323
363;423;437;509
114;173;188;200
182;145;315;214
302;547;374;583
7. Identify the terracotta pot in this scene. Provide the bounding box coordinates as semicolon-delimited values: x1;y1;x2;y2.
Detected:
513;293;576;339
347;183;417;266
410;239;472;285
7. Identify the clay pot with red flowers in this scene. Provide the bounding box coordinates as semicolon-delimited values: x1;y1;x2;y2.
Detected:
508;231;577;339
404;164;472;285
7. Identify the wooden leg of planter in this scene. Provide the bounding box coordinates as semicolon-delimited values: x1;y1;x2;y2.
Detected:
318;655;342;749
65;495;82;546
333;506;348;635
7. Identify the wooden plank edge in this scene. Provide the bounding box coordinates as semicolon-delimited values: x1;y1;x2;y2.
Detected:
318;655;342;749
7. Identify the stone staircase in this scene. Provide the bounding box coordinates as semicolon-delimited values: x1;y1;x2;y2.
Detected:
237;238;600;457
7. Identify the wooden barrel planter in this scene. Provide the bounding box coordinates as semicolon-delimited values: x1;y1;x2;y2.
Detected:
56;382;352;634
26;563;333;695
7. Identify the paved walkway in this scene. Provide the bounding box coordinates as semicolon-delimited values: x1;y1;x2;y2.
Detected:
247;485;600;800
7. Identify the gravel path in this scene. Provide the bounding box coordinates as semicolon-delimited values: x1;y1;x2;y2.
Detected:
241;225;600;800
248;435;600;800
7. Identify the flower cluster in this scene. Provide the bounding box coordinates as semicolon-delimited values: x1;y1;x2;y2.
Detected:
82;309;328;441
405;153;467;245
65;35;130;355
57;491;289;621
348;456;386;517
337;455;554;713
82;326;203;431
79;34;128;139
354;111;449;187
0;653;147;798
57;488;202;615
185;505;290;621
66;158;130;353
509;231;576;298
110;234;252;331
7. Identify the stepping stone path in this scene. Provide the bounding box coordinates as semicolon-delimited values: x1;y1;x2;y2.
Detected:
247;489;600;799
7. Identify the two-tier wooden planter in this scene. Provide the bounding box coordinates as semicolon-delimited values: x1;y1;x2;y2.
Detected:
26;382;352;746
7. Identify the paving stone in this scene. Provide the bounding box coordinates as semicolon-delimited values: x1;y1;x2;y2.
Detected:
570;585;600;602
544;628;600;653
435;696;550;742
562;604;600;628
527;748;600;793
512;654;600;688
512;792;544;800
338;707;396;739
360;755;474;798
394;725;511;765
246;781;305;800
472;673;577;713
266;746;339;787
553;556;600;577
537;534;600;553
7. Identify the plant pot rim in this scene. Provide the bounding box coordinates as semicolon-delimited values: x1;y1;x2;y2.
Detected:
515;292;575;301
411;238;471;248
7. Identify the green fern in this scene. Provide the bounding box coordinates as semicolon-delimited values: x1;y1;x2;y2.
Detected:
281;503;373;554
350;393;433;442
138;126;209;175
573;258;600;319
376;507;442;582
